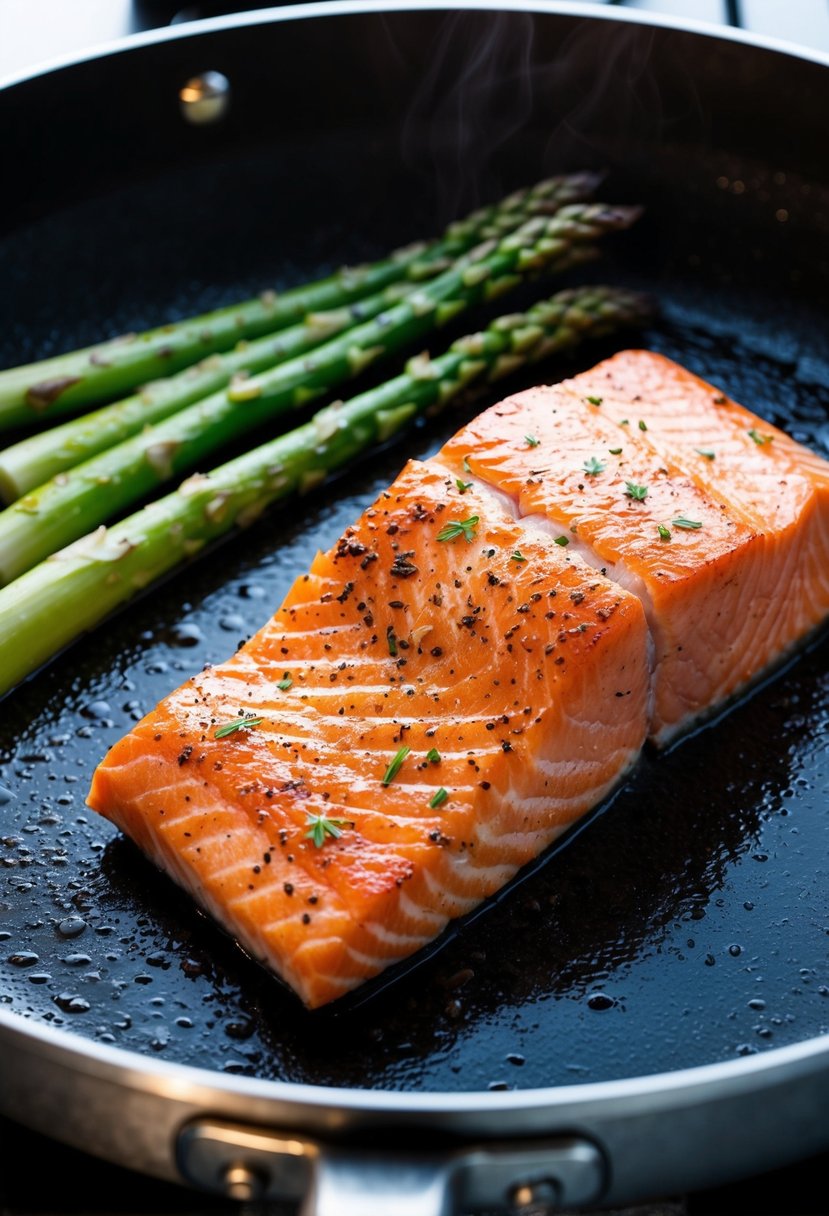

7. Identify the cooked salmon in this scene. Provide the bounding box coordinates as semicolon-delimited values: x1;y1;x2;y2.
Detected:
440;350;829;743
87;351;829;1006
88;460;650;1007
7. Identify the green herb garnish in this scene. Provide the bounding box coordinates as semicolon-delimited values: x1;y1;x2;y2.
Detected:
586;395;603;406
625;482;649;501
695;448;716;460
608;447;623;455
511;550;527;563
426;747;441;764
672;517;703;530
582;456;606;476
387;628;398;657
525;434;540;448
554;535;570;547
276;675;293;691
428;788;449;809
304;811;353;848
214;716;264;739
638;419;648;431
657;524;672;541
456;478;473;494
748;428;773;446
382;745;411;786
437;515;479;543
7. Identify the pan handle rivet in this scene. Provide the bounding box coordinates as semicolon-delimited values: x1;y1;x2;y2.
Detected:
221;1162;267;1202
179;71;231;125
510;1177;560;1211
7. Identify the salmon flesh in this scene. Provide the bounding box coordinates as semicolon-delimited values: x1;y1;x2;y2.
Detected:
87;351;829;1007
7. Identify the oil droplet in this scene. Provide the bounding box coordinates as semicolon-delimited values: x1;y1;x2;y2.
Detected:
587;992;616;1011
170;623;204;648
219;613;245;632
748;998;766;1011
488;1080;509;1091
58;916;87;938
0;786;15;806
225;1018;255;1041
728;944;743;957
240;583;266;600
54;993;91;1014
506;1053;526;1066
62;953;92;966
175;1017;194;1029
8;951;40;967
81;700;111;720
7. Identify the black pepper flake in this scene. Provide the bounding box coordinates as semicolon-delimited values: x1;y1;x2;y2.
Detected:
336;581;355;603
390;551;418;579
302;913;312;924
177;745;193;766
501;741;513;752
284;883;294;895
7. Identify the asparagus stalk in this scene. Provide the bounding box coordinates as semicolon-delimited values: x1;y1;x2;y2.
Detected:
0;173;601;430
0;173;604;500
0;285;649;698
0;203;640;584
0;285;413;504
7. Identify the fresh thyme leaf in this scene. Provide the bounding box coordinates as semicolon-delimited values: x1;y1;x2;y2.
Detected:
638;419;648;431
382;745;410;786
554;535;570;547
456;478;473;494
657;524;672;541
426;747;441;764
582;456;606;476
511;550;527;563
619;419;629;426
462;456;472;473
214;716;264;739
428;787;449;810
586;395;603;406
437;515;479;543
387;627;398;657
748;428;773;446
304;811;353;848
625;481;648;501
672;517;703;529
695;448;716;460
525;434;540;448
276;675;293;691
608;447;623;455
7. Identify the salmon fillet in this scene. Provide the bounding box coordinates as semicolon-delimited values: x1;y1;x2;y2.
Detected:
88;461;650;1008
87;350;829;1006
440;350;829;743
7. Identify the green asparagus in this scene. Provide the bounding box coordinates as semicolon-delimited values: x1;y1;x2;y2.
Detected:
0;203;640;584
0;285;650;698
0;173;601;430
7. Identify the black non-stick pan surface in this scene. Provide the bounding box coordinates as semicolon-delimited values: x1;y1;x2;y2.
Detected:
0;4;827;1100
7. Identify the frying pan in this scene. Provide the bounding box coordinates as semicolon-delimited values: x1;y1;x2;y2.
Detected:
0;3;827;1212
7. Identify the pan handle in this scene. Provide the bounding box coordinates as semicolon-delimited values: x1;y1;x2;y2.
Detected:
299;1150;454;1216
177;1118;605;1212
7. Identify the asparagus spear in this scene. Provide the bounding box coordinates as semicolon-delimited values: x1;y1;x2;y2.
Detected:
0;173;604;499
0;285;412;504
0;203;640;584
0;285;649;698
0;173;601;430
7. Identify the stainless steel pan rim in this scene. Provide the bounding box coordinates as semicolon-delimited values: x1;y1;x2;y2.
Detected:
2;0;829;93
2;1003;828;1116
